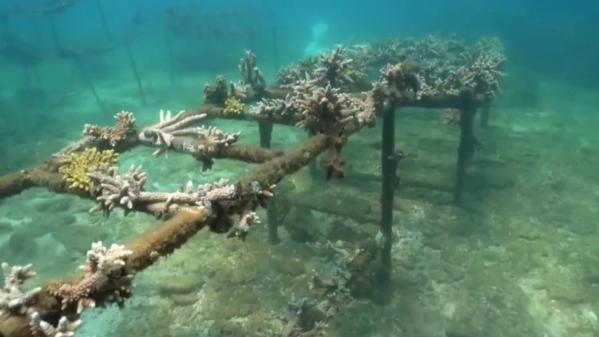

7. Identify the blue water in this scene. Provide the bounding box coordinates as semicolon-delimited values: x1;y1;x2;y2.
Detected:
1;1;599;337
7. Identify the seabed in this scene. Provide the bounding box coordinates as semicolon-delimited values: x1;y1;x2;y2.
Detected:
0;29;598;337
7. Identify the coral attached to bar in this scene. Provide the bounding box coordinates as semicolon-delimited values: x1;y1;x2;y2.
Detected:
223;96;245;115
239;50;266;95
0;263;40;315
139;109;239;169
55;241;134;314
315;46;366;90
89;165;147;215
204;75;230;105
58;147;118;192
1;263;81;337
83;111;136;148
255;80;373;135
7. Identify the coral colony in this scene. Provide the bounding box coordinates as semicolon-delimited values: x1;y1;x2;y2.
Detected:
0;36;504;337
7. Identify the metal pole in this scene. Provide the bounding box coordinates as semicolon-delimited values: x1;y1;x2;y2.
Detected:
378;108;396;292
454;95;477;203
125;39;147;105
259;122;279;244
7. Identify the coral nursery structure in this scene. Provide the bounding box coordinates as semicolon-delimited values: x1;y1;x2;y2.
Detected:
0;36;504;337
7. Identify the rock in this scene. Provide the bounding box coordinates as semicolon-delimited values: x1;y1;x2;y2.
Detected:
274;258;306;277
170;293;197;306
159;274;204;296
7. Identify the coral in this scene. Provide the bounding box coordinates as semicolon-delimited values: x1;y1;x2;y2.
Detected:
83;111;136;147
138;109;208;156
314;47;358;88
223;96;245;115
227;211;260;240
55;241;134;314
277;56;318;86
239;50;266;95
1;263;81;337
204;75;230;105
89;164;239;216
252;79;375;135
88;165;147;215
58;147;118;191
139;110;239;169
30;313;81;337
0;263;40;315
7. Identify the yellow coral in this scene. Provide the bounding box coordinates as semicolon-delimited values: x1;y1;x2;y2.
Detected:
223;96;244;115
58;148;118;191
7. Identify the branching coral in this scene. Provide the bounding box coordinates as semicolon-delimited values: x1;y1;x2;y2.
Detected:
58;147;118;191
252;80;373;136
30;313;81;337
314;46;366;90
88;164;239;216
239;50;266;95
54;241;134;314
139;110;239;169
204;75;230;105
0;263;40;315
83;111;136;147
1;263;81;337
138;109;207;155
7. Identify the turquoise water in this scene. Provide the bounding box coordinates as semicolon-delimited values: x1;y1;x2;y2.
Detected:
1;1;599;337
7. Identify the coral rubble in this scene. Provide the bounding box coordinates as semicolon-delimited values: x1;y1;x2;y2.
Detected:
58;147;118;191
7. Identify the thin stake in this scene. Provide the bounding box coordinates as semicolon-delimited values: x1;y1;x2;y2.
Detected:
259;121;280;244
94;0;112;41
125;39;147;105
46;13;63;49
162;22;175;86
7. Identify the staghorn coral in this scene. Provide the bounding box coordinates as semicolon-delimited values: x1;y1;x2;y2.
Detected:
139;110;239;169
204;75;229;105
88;164;239;216
58;147;118;192
1;263;81;337
30;313;81;337
55;241;134;314
83;111;136;147
88;165;147;215
138;109;207;156
239;50;266;95
0;263;40;315
314;46;358;88
251;79;374;135
277;56;318;86
223;96;245;115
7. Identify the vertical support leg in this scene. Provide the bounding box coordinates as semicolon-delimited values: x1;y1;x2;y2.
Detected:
259;122;279;244
378;108;396;294
454;99;477;203
480;102;490;128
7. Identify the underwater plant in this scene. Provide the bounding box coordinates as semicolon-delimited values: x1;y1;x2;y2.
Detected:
58;147;118;192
